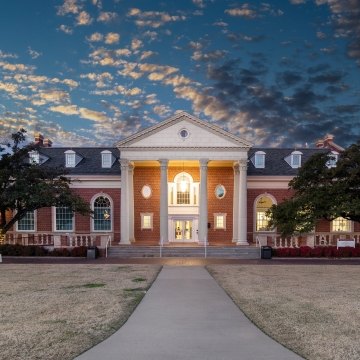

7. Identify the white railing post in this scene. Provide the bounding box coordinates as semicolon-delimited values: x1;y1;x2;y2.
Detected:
160;237;163;258
204;236;207;258
105;235;111;258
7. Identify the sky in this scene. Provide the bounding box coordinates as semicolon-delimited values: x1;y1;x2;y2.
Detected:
0;0;359;148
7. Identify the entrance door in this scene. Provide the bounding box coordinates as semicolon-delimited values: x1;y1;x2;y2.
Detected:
174;220;193;241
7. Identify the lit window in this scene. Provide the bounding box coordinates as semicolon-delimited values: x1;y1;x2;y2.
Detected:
55;206;74;231
255;196;274;231
177;173;191;204
254;151;266;168
17;210;35;231
93;196;111;231
215;184;226;199
214;213;226;229
141;213;153;230
332;217;351;232
101;151;113;168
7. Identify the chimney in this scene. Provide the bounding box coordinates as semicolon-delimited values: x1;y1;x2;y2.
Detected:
34;133;44;146
43;138;53;148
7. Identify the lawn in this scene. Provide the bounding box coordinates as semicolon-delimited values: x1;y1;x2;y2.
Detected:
207;265;360;360
0;264;161;360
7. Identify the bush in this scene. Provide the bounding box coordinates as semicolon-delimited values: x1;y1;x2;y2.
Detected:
0;244;48;256
71;246;88;257
272;245;360;257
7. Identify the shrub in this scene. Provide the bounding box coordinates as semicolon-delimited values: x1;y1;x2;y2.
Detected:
0;244;48;256
71;246;88;257
272;245;360;257
299;246;312;257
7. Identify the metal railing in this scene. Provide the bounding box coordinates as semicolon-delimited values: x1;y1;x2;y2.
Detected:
105;235;111;258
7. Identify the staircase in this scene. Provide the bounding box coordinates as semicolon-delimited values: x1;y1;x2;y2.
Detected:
107;246;260;259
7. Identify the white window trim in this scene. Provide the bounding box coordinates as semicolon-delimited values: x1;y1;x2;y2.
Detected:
331;217;352;233
91;193;113;232
253;193;277;233
16;210;37;232
254;151;266;168
214;213;227;230
291;151;302;168
327;151;339;168
29;151;40;165
52;206;75;232
141;212;153;230
64;150;82;168
170;172;199;206
101;150;114;168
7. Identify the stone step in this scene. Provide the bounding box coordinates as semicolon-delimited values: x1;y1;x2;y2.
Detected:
107;246;261;259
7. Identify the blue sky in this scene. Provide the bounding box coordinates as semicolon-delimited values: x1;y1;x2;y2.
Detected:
0;0;359;147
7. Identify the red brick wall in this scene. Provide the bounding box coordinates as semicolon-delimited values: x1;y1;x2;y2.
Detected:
134;167;161;244
207;167;233;244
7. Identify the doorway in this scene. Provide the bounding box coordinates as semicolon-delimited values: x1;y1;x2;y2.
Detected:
169;217;198;243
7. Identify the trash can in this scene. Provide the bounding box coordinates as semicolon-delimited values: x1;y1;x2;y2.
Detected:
261;246;272;259
87;247;96;260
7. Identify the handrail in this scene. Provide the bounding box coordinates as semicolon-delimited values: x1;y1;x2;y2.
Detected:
159;237;163;258
204;236;207;258
256;236;262;257
105;235;111;258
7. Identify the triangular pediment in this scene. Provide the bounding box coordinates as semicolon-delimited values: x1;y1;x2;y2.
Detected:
116;112;252;149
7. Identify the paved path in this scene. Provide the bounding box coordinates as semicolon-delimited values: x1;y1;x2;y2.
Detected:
76;266;302;360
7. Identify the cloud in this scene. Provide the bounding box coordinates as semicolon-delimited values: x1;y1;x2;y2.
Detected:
0;81;18;94
127;8;186;28
27;47;42;59
0;61;33;72
57;0;80;16
192;50;227;62
88;32;103;42
58;24;73;34
97;11;117;23
131;38;143;51
105;32;120;44
49;104;79;115
140;51;156;60
225;6;258;19
49;104;108;122
39;90;70;104
225;3;283;19
0;50;18;59
192;0;205;8
76;11;92;26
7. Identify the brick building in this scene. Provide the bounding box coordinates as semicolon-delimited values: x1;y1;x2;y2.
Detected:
6;112;360;248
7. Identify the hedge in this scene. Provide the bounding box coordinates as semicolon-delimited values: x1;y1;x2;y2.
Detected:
272;245;360;257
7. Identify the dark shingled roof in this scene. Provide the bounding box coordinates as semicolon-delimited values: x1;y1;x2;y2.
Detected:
38;147;121;175
38;146;328;176
247;148;328;176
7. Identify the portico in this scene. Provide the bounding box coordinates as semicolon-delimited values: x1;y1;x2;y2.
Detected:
117;112;252;246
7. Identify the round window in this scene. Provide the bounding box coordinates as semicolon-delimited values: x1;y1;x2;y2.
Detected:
179;128;189;139
215;184;226;199
141;185;152;199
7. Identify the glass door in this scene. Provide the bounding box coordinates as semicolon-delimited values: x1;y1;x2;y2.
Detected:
174;220;193;241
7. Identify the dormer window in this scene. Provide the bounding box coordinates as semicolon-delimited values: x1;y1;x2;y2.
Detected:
64;150;82;168
327;151;338;168
101;150;114;168
29;151;40;164
254;151;266;168
285;150;303;169
28;150;48;165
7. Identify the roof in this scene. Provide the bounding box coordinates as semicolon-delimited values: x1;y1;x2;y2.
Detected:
247;148;328;176
38;147;121;175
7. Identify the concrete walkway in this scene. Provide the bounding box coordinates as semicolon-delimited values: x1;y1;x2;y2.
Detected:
76;266;302;360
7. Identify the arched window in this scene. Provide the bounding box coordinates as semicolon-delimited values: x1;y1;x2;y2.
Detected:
176;172;192;205
93;195;112;231
255;195;275;232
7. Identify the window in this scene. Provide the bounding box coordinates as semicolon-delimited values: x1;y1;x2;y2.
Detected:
215;184;226;199
176;173;191;204
254;151;266;168
17;210;35;231
327;151;338;168
214;213;226;230
255;195;274;231
29;151;39;164
55;206;74;231
93;196;111;231
141;213;153;230
65;150;76;168
179;128;189;139
332;217;351;232
141;185;152;199
290;151;302;168
101;150;113;168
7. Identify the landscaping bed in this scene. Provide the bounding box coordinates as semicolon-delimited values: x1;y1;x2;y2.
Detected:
272;245;360;257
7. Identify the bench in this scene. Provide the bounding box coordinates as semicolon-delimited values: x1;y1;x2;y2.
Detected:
337;239;356;250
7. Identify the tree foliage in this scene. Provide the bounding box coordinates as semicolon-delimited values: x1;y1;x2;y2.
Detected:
268;142;360;237
0;129;91;235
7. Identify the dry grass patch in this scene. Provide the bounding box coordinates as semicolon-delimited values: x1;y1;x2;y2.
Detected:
207;265;360;360
0;264;161;360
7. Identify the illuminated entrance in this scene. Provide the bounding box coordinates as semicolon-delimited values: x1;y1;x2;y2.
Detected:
175;220;193;241
169;217;199;243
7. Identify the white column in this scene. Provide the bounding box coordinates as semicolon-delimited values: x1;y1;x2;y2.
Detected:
120;159;130;244
159;159;169;244
232;162;239;243
128;163;135;243
236;159;249;245
199;159;209;244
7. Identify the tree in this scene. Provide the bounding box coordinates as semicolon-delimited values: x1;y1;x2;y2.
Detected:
0;129;91;241
267;142;360;237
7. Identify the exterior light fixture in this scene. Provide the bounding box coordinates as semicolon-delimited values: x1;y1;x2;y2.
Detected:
180;161;187;193
103;210;110;220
